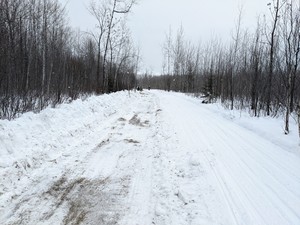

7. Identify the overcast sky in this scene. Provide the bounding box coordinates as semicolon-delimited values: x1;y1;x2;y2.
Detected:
59;0;269;74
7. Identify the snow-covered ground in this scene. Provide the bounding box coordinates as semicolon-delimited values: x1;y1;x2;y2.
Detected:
1;90;299;225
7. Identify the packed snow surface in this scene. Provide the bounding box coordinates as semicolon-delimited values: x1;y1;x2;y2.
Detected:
0;90;300;225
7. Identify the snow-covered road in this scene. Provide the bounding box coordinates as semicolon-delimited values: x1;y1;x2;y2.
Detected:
1;90;300;225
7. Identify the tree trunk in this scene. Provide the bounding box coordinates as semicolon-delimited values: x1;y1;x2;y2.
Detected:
284;71;292;134
251;67;258;115
96;41;101;94
102;0;117;93
230;68;234;110
266;0;280;116
41;0;48;110
298;101;300;140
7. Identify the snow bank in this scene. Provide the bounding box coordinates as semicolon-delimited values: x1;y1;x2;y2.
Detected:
0;91;133;168
184;93;300;155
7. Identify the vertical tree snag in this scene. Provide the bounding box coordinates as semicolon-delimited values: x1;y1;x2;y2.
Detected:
298;102;300;140
266;0;282;116
102;0;135;93
282;1;300;134
230;6;243;110
88;1;108;93
250;20;262;117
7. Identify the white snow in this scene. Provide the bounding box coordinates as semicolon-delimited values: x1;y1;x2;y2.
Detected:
0;90;300;225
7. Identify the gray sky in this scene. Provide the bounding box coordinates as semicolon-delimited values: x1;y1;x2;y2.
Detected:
60;0;269;74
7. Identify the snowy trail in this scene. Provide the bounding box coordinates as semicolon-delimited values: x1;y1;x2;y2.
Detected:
156;91;300;225
1;90;300;225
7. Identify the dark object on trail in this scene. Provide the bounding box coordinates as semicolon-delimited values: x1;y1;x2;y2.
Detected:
137;86;143;91
201;93;214;104
148;86;151;90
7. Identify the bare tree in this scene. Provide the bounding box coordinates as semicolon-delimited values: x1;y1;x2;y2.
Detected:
102;0;136;93
265;0;284;116
172;26;185;91
162;27;174;91
229;6;243;110
88;0;109;93
281;0;300;134
250;18;264;116
298;102;300;140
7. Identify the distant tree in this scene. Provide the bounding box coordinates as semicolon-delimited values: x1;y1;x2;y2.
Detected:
172;26;185;91
298;103;300;139
102;0;136;93
229;7;243;110
280;1;300;134
265;0;283;116
88;0;109;93
250;19;264;116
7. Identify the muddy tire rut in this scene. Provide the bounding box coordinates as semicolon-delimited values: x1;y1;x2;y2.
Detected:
42;175;131;225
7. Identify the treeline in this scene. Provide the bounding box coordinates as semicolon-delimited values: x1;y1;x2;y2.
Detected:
140;0;300;135
0;0;138;119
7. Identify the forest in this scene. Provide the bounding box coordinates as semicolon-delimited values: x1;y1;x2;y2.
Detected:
140;0;300;135
0;0;138;120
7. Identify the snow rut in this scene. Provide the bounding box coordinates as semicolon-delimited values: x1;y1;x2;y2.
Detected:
6;176;130;225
